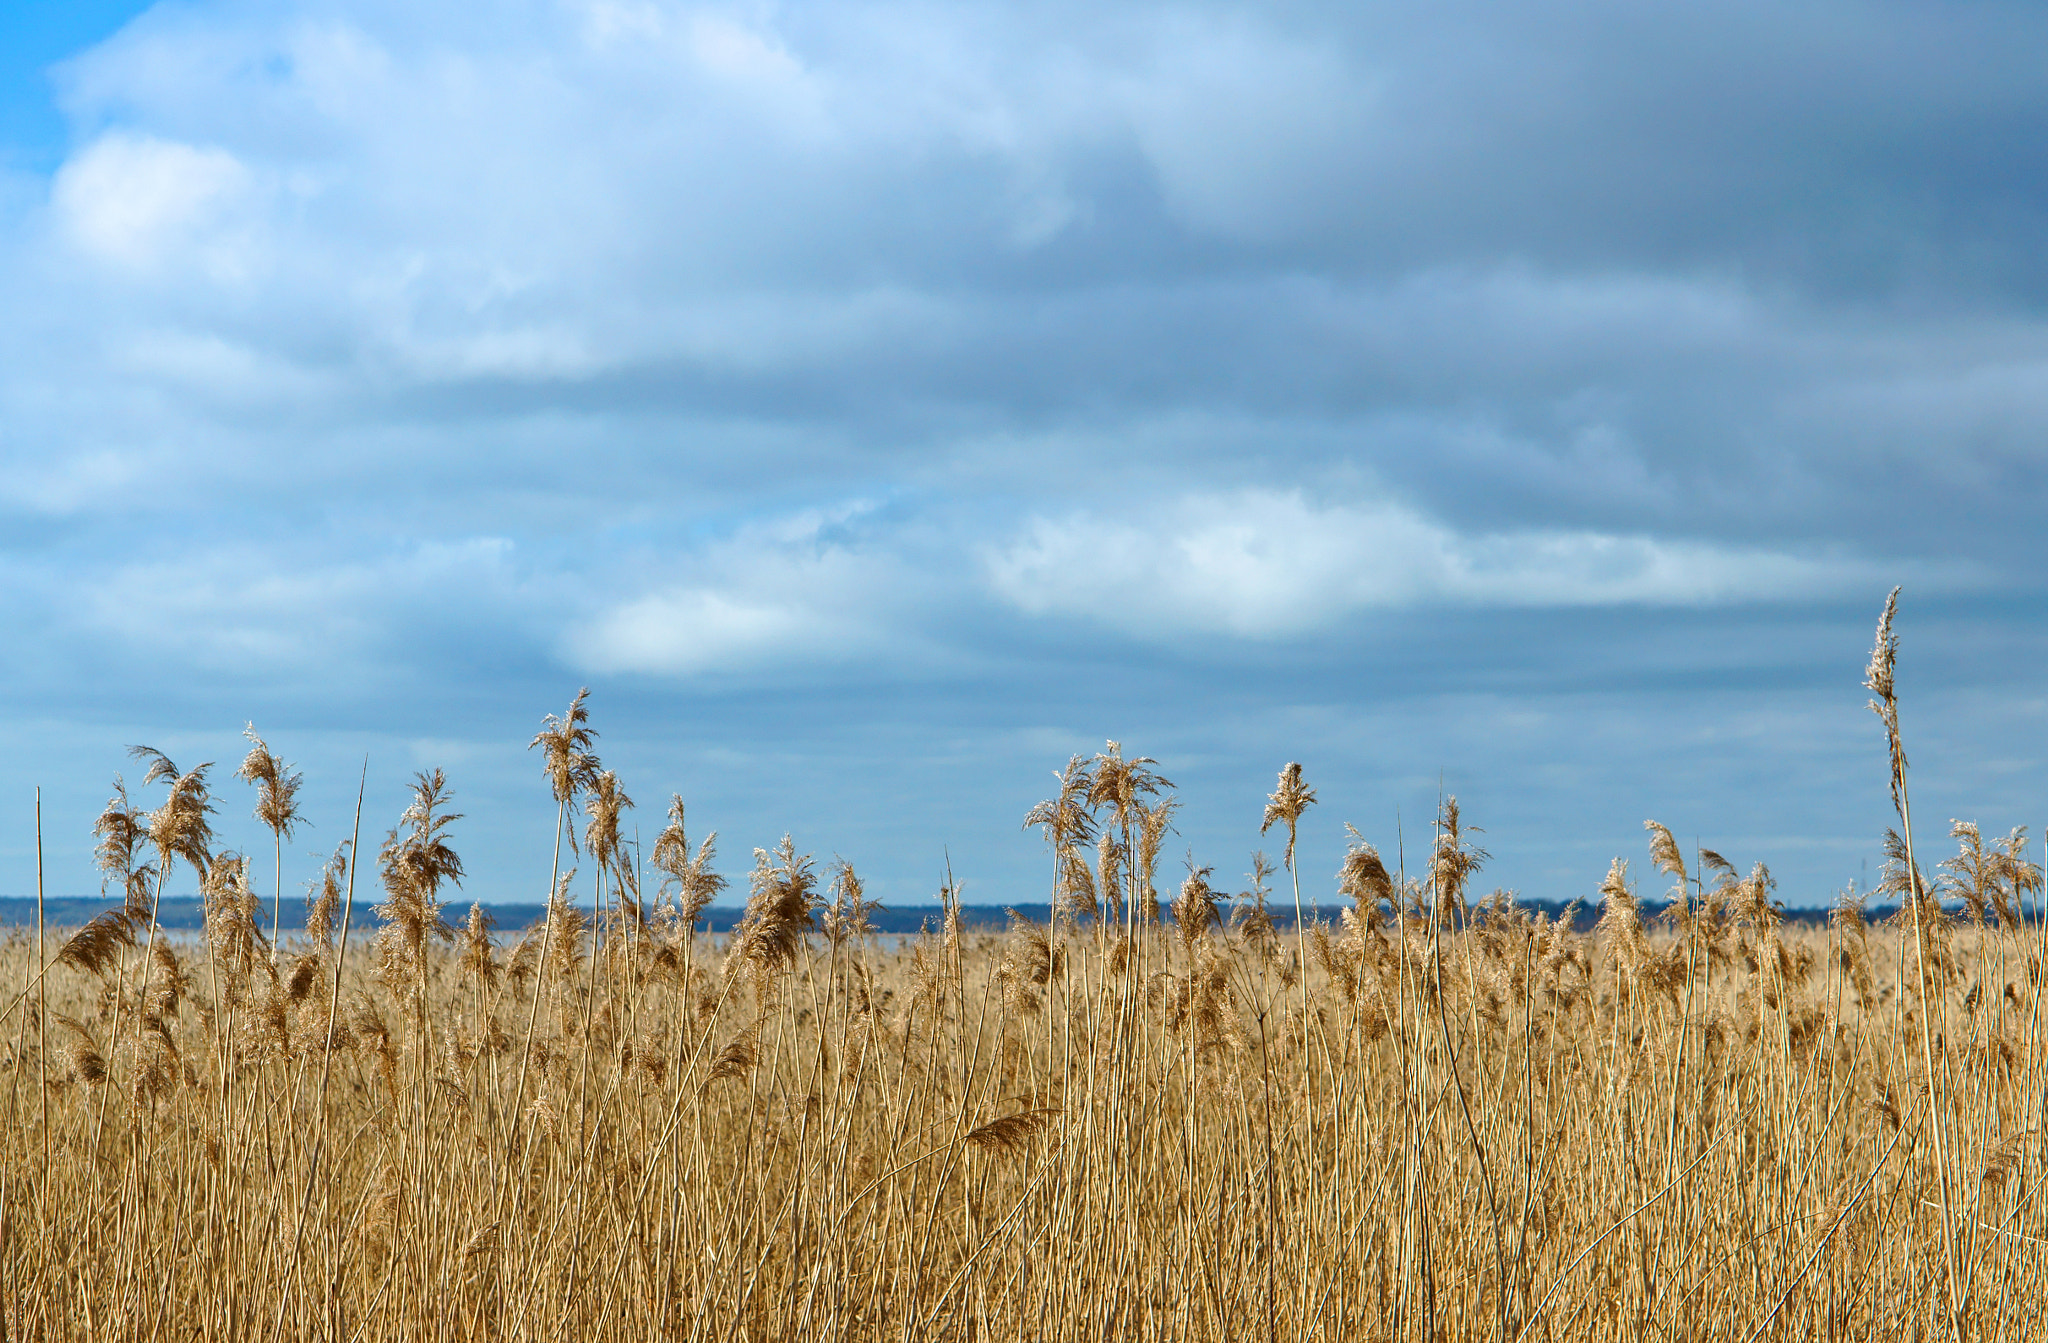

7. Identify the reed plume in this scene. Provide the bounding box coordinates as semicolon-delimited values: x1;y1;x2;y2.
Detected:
1059;851;1098;923
1236;851;1279;958
1262;762;1317;982
1172;859;1221;953
373;771;463;1035
461;903;498;994
820;859;881;949
964;1109;1054;1157
726;837;818;998
508;691;602;1138
583;770;635;896
1430;795;1487;925
1832;886;1877;1009
651;795;725;930
1942;820;1992;927
530;689;601;851
1644;821;1686;901
1090;741;1170;938
1595;858;1648;1005
54;1014;106;1092
1338;832;1394;923
92;778;155;926
307;843;348;954
1261;762;1316;874
1991;826;2041;926
56;910;136;979
1096;830;1126;924
130;749;216;882
1027;755;1097;929
1133;797;1178;927
238;725;306;951
544;872;586;1015
202;852;268;985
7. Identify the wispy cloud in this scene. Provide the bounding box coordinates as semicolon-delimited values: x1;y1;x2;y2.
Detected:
987;490;1907;638
52;132;258;273
563;502;923;676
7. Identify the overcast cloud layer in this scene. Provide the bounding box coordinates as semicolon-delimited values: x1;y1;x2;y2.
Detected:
3;0;2046;909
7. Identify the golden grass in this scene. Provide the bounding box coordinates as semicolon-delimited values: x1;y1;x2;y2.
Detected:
2;600;2044;1340
5;853;2046;1339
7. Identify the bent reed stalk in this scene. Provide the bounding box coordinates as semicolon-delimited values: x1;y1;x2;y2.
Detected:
3;595;2046;1341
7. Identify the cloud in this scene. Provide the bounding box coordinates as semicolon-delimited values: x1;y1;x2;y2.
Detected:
573;589;814;675
52;132;256;273
563;502;917;675
0;534;536;693
986;490;1898;638
1117;14;1383;242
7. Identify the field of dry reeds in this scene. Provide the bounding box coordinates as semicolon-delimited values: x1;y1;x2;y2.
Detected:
4;592;2047;1340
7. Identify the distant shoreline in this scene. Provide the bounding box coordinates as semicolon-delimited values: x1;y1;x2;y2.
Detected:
0;894;1897;936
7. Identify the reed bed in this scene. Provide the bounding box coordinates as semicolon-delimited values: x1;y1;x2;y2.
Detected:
3;595;2046;1341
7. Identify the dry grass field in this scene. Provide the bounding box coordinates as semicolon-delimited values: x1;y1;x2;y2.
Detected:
2;594;2045;1340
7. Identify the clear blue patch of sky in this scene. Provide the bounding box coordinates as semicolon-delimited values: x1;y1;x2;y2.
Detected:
0;1;156;172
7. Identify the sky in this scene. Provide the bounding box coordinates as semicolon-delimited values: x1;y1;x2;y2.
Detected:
3;0;2046;914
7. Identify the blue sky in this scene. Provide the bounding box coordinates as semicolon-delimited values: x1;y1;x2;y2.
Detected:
3;0;2045;912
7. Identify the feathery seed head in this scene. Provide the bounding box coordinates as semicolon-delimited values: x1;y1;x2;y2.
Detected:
724;836;817;992
1026;754;1098;855
1173;859;1220;947
1096;832;1126;922
964;1109;1055;1158
129;749;217;881
374;773;463;984
1865;588;1909;812
529;688;602;823
1338;831;1394;913
1595;858;1647;978
93;778;152;917
651;795;726;927
1088;742;1170;829
1134;798;1178;925
1056;849;1098;923
1644;820;1686;887
238;725;305;842
582;770;635;891
1430;796;1489;915
1261;763;1316;870
203;851;268;972
1235;851;1280;952
461;902;498;992
306;843;348;952
57;910;137;979
544;871;586;985
1943;820;1993;926
1993;826;2041;927
55;1015;106;1090
821;857;882;947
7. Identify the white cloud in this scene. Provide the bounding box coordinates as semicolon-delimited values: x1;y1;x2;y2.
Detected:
52;133;257;273
986;490;1897;638
687;13;806;85
564;503;907;675
573;589;811;674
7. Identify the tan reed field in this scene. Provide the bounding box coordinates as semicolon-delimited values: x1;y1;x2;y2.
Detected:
3;593;2047;1341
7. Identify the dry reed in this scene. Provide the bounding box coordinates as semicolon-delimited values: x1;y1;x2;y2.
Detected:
2;593;2045;1340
